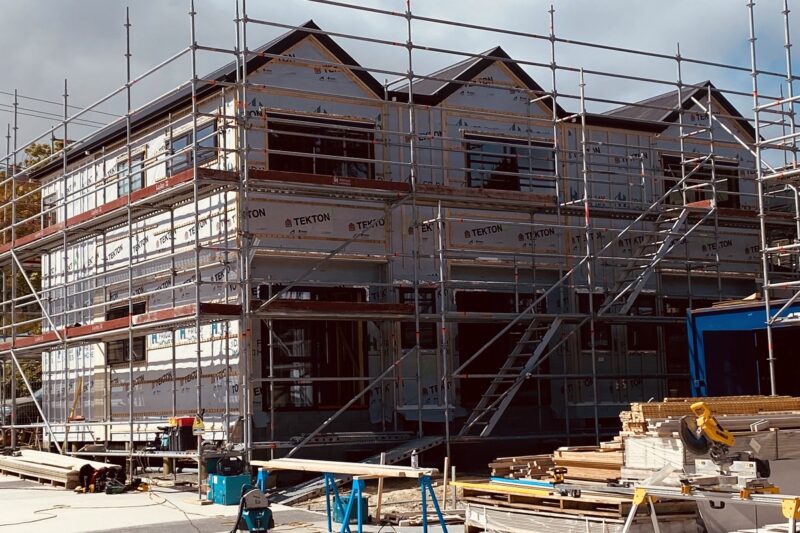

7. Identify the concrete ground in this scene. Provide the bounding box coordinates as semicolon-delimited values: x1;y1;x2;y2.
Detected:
0;474;458;533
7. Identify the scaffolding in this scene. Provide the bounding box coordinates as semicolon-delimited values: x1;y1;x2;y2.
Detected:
1;0;797;475
750;0;800;397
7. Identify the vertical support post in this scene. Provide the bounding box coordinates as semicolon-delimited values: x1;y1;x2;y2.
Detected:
783;0;798;170
549;7;571;441
10;356;16;450
441;455;450;511
748;0;778;395
578;69;600;444
222;86;231;445
324;472;333;533
236;0;254;462
450;465;456;509
436;200;450;456
268;308;276;455
375;452;386;521
705;86;722;300
124;8;135;474
675;43;695;313
170;206;177;425
403;0;423;437
188;0;204;496
62;77;70;454
10;90;18;451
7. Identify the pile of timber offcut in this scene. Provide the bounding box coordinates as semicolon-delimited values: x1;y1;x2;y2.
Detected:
552;441;624;482
489;454;554;479
0;450;119;489
488;440;624;483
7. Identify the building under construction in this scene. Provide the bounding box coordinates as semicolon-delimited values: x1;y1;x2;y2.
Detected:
1;1;800;464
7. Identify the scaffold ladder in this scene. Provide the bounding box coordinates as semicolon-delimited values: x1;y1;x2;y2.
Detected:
600;207;691;316
458;317;563;437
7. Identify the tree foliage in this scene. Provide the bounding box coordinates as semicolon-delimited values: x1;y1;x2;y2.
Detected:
0;141;62;402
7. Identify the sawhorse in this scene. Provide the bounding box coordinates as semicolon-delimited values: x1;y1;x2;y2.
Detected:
323;472;448;533
621;488;661;533
255;467;448;533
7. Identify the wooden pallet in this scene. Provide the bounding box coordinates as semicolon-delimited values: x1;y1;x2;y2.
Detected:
453;481;696;519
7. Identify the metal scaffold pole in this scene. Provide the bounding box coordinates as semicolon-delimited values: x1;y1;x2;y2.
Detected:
237;0;254;461
61;77;70;454
10;89;18;451
578;69;601;444
437;200;450;457
548;4;570;442
188;0;205;497
404;0;424;439
125;7;135;476
748;0;778;396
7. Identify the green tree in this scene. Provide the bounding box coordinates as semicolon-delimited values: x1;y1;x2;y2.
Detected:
0;141;63;402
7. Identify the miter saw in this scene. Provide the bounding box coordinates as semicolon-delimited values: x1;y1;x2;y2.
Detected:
679;401;774;493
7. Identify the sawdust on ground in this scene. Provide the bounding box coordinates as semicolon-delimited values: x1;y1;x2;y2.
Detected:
301;476;480;519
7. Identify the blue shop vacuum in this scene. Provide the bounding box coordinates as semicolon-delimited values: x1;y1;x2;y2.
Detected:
230;484;274;533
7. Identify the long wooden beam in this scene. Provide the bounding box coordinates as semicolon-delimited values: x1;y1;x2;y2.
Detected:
251;458;437;478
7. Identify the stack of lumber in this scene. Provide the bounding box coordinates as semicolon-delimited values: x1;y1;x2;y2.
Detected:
618;395;800;483
620;395;800;435
485;396;800;486
552;443;624;482
0;450;119;489
489;454;554;479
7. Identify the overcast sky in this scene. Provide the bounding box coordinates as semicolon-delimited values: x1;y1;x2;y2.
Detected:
0;0;797;153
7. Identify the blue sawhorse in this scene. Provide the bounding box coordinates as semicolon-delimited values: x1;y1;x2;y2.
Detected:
257;467;448;533
323;472;448;533
419;474;448;533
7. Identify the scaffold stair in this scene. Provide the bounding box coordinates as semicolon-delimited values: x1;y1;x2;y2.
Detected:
600;207;691;316
458;317;564;437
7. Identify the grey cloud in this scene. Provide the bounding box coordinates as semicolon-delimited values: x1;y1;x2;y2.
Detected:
1;0;796;149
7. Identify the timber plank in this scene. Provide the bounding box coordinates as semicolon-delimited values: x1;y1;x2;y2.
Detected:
252;457;437;478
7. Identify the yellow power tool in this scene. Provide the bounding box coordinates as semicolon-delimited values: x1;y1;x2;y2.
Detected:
679;401;735;462
679;401;771;478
